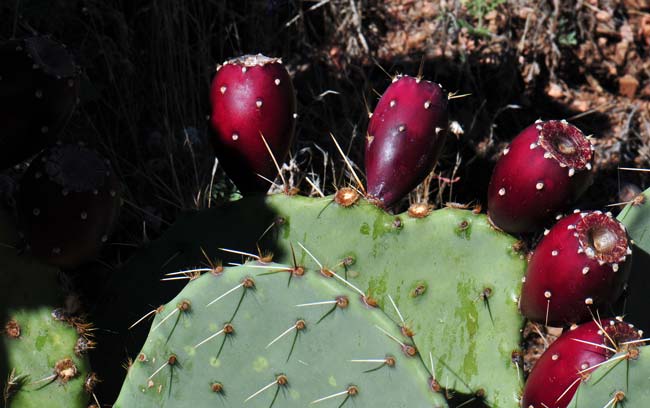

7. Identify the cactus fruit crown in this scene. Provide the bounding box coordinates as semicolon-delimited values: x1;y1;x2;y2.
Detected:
23;36;79;79
44;143;112;192
221;53;283;67
590;318;644;359
536;120;593;171
575;211;629;264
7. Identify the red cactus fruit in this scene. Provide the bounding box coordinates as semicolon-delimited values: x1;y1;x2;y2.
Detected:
521;318;642;408
16;143;121;268
0;36;80;170
487;120;594;233
520;211;632;326
364;75;448;208
208;54;296;194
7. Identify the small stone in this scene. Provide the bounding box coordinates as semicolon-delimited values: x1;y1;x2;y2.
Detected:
619;74;639;98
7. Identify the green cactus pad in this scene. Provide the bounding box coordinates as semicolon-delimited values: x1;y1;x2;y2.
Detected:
104;194;526;407
568;347;650;407
0;209;91;408
618;188;650;332
115;263;448;407
617;188;650;253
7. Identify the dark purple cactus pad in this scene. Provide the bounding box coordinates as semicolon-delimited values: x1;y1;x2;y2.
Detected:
209;54;296;194
487;120;594;234
522;318;642;408
365;75;448;208
520;211;632;326
0;36;80;170
17;143;121;268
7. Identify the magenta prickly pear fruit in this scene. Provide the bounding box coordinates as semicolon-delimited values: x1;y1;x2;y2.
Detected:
364;75;448;208
209;54;296;194
0;36;80;169
520;211;632;326
521;318;642;408
487;120;594;233
16;143;121;268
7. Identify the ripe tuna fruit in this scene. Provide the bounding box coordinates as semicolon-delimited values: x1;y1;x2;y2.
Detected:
0;36;80;170
520;211;632;326
209;54;296;194
17;143;121;268
522;318;642;408
365;75;448;208
487;120;594;234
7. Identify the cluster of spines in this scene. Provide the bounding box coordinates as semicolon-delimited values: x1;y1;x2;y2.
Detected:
2;308;96;407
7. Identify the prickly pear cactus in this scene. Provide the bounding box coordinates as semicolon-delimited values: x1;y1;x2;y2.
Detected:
568;346;650;407
115;263;449;407
103;194;526;407
0;209;91;408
